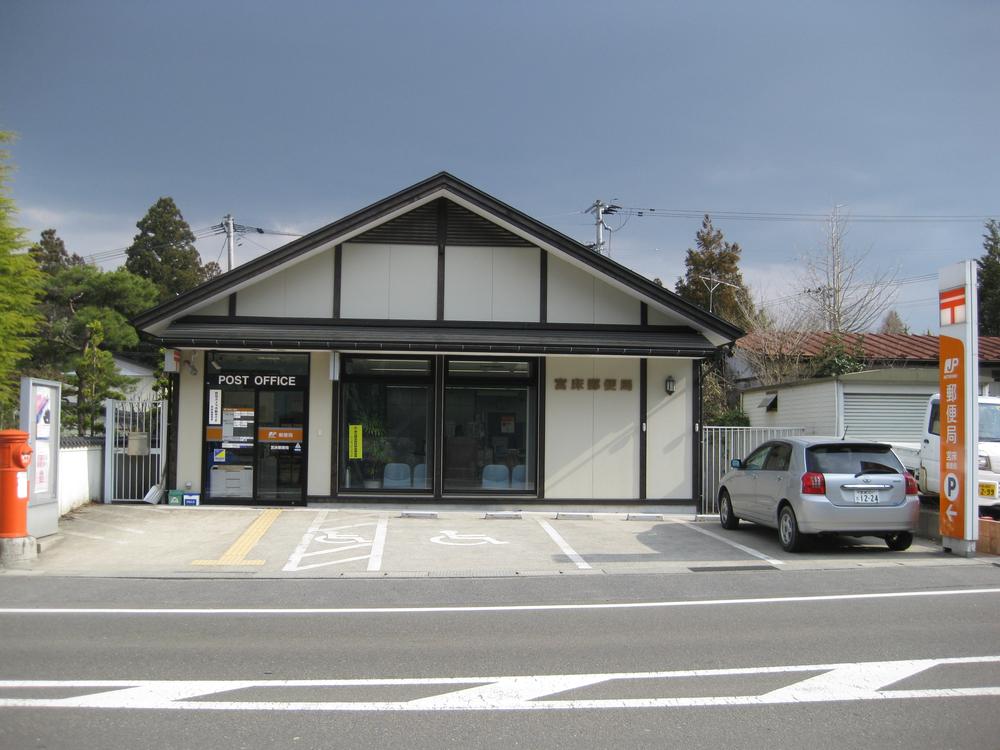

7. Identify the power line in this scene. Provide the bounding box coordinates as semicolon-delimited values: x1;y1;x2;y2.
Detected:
599;207;998;224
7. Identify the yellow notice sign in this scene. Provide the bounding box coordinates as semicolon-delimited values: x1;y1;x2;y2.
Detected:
348;424;363;459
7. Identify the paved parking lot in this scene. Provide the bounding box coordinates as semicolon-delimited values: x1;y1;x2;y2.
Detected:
3;502;994;578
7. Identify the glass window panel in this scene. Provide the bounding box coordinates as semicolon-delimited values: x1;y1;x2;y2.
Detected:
341;382;432;491
207;352;309;376
344;358;431;377
447;360;531;379
443;385;535;492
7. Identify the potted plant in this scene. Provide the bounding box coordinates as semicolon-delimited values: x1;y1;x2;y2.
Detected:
359;420;392;488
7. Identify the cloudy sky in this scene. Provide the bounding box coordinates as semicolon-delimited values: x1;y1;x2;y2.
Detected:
2;0;997;333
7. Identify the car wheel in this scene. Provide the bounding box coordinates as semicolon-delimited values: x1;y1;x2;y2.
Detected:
719;490;740;530
885;531;913;551
778;505;803;552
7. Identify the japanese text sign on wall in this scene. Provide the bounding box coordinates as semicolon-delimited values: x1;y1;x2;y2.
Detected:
553;378;633;392
938;261;978;551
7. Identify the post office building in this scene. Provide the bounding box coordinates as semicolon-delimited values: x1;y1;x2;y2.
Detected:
135;173;741;505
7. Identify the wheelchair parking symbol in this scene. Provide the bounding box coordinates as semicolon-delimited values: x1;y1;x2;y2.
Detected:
430;530;508;546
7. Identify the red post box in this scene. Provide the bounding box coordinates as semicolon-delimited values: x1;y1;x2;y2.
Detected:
0;430;33;539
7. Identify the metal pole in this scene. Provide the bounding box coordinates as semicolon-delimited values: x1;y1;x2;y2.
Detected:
224;214;235;272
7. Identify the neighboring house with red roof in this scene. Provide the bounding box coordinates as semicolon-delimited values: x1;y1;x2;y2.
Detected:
734;332;1000;440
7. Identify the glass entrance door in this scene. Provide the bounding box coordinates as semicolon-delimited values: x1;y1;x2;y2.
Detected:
203;352;309;504
255;389;306;502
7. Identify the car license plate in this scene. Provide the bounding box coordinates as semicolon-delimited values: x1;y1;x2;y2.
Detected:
980;482;997;498
854;490;880;504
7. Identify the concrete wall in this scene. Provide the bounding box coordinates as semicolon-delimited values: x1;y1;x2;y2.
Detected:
58;445;102;514
176;350;205;492
308;351;333;497
646;359;694;499
544;357;640;498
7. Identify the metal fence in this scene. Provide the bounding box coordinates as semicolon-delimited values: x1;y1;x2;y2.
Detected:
700;426;806;515
103;399;167;502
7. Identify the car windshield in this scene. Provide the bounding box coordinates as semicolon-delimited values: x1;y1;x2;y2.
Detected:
806;444;904;475
979;404;1000;442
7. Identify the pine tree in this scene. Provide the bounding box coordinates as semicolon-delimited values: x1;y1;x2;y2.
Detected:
72;321;134;436
0;132;43;426
125;197;220;301
675;215;755;328
30;228;84;275
978;219;1000;336
878;309;909;334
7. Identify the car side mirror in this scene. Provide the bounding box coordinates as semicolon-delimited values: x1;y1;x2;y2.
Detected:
730;458;744;470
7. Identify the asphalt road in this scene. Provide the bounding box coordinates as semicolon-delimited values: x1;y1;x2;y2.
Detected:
1;564;999;750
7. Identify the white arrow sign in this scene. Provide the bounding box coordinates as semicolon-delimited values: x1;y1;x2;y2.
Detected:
946;504;958;522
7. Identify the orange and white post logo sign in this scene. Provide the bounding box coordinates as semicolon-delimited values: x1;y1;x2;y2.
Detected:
939;287;966;326
939;335;965;539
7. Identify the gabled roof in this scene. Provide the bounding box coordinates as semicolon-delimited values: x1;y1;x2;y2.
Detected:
737;331;1000;364
134;172;742;342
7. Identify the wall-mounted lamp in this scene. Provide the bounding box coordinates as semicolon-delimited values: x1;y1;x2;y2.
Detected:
183;359;198;376
664;375;676;395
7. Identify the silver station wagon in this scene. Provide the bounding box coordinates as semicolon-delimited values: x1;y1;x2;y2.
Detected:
718;437;920;552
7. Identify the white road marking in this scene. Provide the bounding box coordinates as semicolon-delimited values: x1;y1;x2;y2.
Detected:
677;520;785;565
283;513;379;572
537;519;591;570
2;587;996;616
430;530;509;546
0;655;995;711
367;515;388;572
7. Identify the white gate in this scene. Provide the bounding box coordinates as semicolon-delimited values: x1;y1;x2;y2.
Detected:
103;399;168;503
701;426;805;515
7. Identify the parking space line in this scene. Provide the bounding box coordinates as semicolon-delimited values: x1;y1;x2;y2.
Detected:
283;510;328;572
191;509;282;566
367;515;388;572
537;519;591;570
677;521;785;566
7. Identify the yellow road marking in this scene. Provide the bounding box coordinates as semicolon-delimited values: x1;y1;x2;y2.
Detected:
192;509;282;566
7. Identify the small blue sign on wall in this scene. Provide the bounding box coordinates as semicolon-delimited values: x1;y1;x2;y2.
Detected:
213;449;226;463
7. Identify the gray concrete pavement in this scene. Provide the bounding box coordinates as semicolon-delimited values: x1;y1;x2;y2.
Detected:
1;501;995;578
1;566;998;749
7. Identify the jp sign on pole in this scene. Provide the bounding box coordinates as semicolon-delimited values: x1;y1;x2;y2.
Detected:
938;261;978;556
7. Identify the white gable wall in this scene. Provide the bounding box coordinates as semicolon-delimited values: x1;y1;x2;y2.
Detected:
547;256;641;324
340;243;437;319
444;245;540;322
237;250;334;317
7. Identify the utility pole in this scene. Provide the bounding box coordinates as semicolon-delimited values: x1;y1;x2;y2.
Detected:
223;214;235;272
585;200;620;256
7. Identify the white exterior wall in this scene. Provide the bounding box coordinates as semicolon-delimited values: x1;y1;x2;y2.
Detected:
197;298;229;316
743;380;837;434
340;243;437;319
58;446;102;514
646;359;694;499
237;250;334;317
308;351;333;497
444;246;540;321
547;256;641;324
544;357;639;498
176;350;204;492
647;306;688;326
